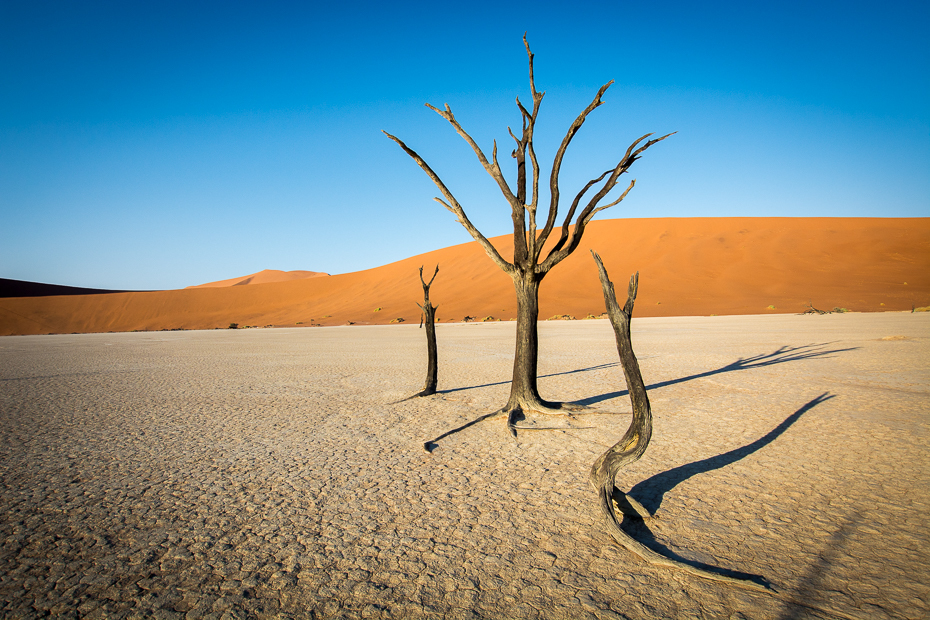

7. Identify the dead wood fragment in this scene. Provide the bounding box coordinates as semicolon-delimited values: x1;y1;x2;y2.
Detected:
801;300;830;315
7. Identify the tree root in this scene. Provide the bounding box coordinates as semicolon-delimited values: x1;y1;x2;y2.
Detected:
505;401;588;417
507;405;595;436
509;424;594;432
522;400;632;418
422;401;596;449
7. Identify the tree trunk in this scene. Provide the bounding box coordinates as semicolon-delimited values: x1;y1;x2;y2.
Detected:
506;270;546;410
588;257;651;491
421;300;438;395
415;265;440;397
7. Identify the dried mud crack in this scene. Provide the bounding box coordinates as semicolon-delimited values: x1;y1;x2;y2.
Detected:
1;314;927;619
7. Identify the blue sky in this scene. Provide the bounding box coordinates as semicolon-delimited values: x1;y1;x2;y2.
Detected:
1;0;927;290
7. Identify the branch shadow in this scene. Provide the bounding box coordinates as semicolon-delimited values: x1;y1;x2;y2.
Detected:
630;392;835;514
435;362;620;395
628;515;775;588
423;410;503;453
574;343;855;406
618;393;835;588
778;510;860;619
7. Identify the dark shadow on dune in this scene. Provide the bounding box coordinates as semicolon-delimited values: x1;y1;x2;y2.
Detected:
629;392;835;514
436;362;620;395
574;344;855;406
617;394;834;591
0;277;142;298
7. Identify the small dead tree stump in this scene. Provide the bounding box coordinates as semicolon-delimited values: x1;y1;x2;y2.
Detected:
415;265;439;396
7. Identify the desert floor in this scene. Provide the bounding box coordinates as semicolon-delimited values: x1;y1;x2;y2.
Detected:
0;314;927;619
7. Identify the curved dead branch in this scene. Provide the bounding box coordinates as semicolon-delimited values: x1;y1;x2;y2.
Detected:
539;131;675;274
381;131;514;275
590;251;772;592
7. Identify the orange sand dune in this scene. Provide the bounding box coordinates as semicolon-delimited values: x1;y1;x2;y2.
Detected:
1;218;927;336
187;269;328;288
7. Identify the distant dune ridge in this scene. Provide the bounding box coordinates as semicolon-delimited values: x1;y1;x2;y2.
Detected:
0;218;927;336
186;269;329;288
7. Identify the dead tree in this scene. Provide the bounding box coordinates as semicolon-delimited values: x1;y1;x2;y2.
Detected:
801;300;830;315
385;35;672;427
415;265;439;396
590;251;769;592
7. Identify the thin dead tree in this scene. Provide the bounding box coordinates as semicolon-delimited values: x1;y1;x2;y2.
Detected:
590;251;770;592
392;265;441;404
416;265;440;396
384;35;672;436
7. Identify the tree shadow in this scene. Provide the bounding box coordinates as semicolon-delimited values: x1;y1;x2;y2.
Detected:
617;393;835;588
420;362;621;451
574;344;855;406
778;510;861;619
423;409;504;453
629;392;835;514
420;344;849;452
623;516;776;588
435;362;619;395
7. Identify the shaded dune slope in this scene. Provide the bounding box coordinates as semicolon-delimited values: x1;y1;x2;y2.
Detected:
0;278;133;299
0;218;927;336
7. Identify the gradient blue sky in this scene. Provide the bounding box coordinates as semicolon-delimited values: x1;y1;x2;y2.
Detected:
1;1;928;290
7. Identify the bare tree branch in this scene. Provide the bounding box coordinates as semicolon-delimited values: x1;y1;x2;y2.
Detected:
507;117;529;265
521;34;544;265
539;131;675;273
424;103;519;210
491;139;500;170
542;169;611;260
522;34;543;217
584;180;636;223
534;80;613;259
383;130;514;274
